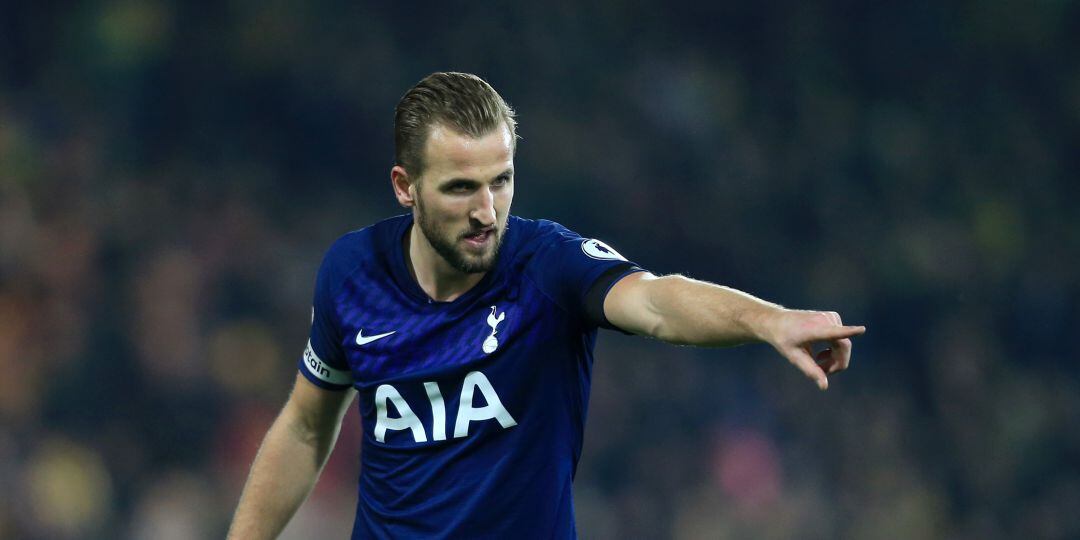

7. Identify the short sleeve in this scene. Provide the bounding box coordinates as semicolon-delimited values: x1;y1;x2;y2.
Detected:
297;243;355;391
525;221;646;328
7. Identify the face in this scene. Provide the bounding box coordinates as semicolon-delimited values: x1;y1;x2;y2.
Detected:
405;122;515;274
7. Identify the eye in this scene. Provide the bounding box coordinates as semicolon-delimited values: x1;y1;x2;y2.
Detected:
493;175;511;187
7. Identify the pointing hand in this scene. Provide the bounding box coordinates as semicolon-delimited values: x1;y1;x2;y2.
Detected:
761;310;866;391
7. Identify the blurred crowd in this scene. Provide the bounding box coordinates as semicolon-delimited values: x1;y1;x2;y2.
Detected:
1;2;1078;539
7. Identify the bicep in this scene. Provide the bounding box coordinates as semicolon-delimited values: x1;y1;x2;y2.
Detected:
602;271;664;337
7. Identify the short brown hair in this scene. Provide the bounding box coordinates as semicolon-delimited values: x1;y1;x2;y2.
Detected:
395;72;518;178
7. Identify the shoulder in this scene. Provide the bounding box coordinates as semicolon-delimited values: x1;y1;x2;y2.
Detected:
505;216;581;252
499;216;567;266
318;214;410;291
325;214;406;257
506;216;628;264
520;216;576;238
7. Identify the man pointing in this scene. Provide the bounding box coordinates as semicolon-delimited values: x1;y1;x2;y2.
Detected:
228;72;865;539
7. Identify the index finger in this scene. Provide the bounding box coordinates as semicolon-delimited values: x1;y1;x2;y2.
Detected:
815;325;866;341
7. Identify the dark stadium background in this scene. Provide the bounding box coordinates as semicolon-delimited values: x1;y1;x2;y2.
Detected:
2;2;1078;538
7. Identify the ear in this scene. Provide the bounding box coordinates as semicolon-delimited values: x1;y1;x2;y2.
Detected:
391;165;416;208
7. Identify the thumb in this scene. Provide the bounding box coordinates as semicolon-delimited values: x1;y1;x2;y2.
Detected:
786;347;829;391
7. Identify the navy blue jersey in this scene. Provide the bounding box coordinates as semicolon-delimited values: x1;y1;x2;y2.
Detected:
298;214;644;539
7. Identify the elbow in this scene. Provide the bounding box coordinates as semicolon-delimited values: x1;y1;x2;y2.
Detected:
281;402;331;449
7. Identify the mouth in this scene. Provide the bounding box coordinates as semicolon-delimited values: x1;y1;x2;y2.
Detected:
461;228;495;249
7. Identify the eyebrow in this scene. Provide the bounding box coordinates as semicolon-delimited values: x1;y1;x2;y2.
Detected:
441;168;514;186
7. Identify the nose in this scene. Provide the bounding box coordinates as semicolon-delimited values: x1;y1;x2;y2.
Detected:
470;186;496;227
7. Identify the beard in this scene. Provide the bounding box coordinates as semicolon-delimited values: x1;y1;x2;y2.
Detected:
415;198;505;274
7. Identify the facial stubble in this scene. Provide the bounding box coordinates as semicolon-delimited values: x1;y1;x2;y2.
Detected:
414;193;504;274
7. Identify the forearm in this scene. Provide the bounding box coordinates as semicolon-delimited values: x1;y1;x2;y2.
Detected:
227;403;343;539
606;272;865;389
644;275;783;347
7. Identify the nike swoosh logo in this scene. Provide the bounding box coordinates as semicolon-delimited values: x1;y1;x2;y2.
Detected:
356;330;396;346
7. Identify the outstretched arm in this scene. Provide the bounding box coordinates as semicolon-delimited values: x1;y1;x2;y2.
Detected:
603;272;866;390
227;374;356;539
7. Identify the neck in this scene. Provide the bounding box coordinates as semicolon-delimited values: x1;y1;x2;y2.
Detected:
404;223;485;302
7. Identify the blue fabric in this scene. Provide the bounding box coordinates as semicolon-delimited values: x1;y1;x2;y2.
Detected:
297;214;645;539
